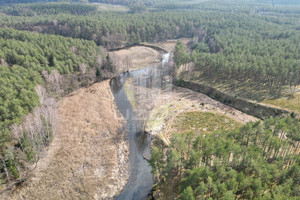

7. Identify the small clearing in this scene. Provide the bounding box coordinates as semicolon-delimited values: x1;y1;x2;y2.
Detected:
143;38;191;52
110;46;161;72
92;3;128;12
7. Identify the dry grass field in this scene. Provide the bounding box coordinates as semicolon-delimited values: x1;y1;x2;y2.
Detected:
110;46;161;72
3;81;129;200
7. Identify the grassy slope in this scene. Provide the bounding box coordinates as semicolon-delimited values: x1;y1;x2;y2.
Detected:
262;88;300;113
171;111;242;134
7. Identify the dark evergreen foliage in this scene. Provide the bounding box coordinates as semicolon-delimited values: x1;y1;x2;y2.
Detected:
149;118;300;199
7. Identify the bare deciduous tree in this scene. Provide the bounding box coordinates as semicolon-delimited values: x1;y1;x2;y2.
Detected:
109;52;121;72
42;70;62;94
79;63;88;75
124;56;132;72
70;46;78;54
8;85;58;183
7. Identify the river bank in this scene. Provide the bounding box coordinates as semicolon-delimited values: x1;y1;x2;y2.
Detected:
118;51;258;199
0;41;261;200
2;80;129;200
0;43;173;200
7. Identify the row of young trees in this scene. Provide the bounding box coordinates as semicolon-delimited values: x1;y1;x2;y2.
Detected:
149;117;300;199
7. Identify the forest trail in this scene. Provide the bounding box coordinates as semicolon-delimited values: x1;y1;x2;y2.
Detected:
3;81;129;200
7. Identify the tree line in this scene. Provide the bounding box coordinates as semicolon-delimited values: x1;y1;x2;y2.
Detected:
0;10;205;48
0;3;97;16
0;0;60;4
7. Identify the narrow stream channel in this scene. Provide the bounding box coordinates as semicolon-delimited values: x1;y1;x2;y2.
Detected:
110;53;170;200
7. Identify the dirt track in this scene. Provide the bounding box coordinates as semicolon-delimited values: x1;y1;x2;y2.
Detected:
4;81;128;200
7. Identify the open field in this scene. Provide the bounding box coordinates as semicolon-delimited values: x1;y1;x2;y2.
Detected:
171;111;242;134
2;81;129;200
143;38;191;52
110;39;191;73
110;46;161;72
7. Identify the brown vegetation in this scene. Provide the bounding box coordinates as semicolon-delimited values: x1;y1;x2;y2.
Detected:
2;81;129;200
110;46;161;72
143;38;191;52
0;86;57;192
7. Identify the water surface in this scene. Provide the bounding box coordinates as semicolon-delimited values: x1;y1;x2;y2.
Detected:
110;53;170;200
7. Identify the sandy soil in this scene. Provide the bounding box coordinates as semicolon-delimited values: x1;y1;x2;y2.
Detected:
110;46;161;72
3;81;129;200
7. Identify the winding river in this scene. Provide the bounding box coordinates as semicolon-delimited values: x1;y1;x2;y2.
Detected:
110;53;170;200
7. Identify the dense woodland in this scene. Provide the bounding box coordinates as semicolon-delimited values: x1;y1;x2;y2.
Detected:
173;11;300;96
0;0;299;197
149;117;300;199
0;10;206;47
1;3;97;16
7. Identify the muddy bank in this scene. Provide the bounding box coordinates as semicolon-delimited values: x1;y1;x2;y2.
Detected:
2;81;129;200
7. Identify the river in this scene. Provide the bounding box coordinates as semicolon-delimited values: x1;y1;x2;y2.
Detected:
110;53;171;200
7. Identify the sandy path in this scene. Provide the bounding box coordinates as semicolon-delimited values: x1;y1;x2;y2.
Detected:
4;80;129;200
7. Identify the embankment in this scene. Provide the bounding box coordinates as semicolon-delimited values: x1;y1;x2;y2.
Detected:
173;80;291;119
3;80;129;200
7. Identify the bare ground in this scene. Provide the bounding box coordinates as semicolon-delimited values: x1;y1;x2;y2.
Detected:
2;81;129;200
